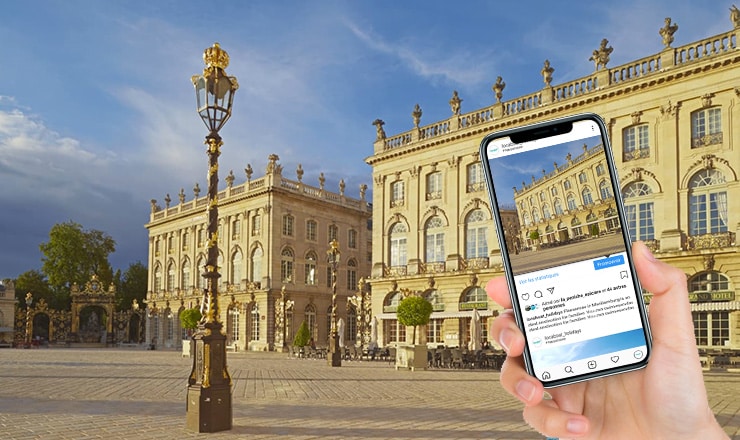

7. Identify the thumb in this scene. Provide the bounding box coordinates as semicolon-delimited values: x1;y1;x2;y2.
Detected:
632;241;696;353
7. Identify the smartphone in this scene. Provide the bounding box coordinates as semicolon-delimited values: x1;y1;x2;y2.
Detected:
479;113;651;387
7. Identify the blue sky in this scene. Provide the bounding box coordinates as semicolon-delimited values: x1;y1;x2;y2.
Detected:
0;1;732;280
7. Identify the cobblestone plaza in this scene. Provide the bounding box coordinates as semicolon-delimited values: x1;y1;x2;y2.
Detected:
0;349;738;439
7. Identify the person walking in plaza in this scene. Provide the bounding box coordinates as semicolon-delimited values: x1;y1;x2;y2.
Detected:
486;241;730;439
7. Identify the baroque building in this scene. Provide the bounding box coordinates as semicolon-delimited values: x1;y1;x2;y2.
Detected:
145;154;372;351
366;10;740;351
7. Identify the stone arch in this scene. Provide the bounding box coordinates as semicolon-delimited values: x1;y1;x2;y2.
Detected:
620;167;663;193
681;154;737;189
419;206;450;229
459;198;492;223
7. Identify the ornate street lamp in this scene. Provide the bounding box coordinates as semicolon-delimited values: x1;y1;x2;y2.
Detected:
186;42;238;433
326;239;342;367
25;292;33;346
277;284;294;352
348;278;372;347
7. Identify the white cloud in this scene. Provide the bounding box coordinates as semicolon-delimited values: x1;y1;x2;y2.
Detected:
343;19;497;90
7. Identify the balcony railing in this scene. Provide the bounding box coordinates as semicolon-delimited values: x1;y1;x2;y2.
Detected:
691;132;723;148
461;257;489;270
623;147;651;162
421;262;445;274
687;231;735;250
467;182;485;193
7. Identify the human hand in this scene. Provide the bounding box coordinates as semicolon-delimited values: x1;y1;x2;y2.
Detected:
487;241;729;439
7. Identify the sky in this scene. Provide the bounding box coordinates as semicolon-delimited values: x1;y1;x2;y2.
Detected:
0;1;733;280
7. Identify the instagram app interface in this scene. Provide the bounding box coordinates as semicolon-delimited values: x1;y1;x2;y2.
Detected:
485;120;649;382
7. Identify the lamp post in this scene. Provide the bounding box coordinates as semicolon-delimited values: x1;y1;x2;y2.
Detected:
326;239;342;367
278;285;294;352
348;278;372;347
24;292;33;346
186;42;238;433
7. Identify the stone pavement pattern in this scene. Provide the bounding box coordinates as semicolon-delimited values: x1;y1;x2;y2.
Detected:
0;349;737;439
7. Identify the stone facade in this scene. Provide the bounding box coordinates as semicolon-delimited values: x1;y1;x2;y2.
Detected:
366;16;740;351
145;155;372;351
0;280;16;345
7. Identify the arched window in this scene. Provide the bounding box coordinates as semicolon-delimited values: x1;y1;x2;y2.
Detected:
522;211;531;226
281;248;294;282
465;209;488;259
229;307;241;344
599;180;613;200
305;304;317;341
230;249;242;285
531;208;541;223
582;187;593;205
462;286;487;305
424;289;443;310
425;216;445;263
196;256;206;290
250;304;259;341
542;204;551;219
347;307;357;342
389;223;408;267
384;291;402;312
154;264;162;293
251;247;263;284
554;199;563;215
623;182;654;241
567;193;577;211
181;258;191;291
166;261;176;292
346;259;357;290
689;169;728;235
304;251;317;285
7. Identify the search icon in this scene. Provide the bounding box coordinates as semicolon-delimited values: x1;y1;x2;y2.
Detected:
564;366;574;374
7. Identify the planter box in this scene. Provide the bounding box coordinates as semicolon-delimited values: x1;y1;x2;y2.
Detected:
395;344;427;371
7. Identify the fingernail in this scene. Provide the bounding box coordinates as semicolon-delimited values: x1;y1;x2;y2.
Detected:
566;417;588;435
499;328;512;353
515;380;536;403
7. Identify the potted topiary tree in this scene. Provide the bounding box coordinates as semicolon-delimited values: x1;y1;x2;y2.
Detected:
529;230;540;250
179;308;201;358
395;294;433;371
293;320;311;358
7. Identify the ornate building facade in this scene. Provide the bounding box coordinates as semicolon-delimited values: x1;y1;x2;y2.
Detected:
145;155;372;351
367;11;740;351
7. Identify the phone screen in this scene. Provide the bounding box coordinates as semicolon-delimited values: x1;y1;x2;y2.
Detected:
480;114;651;386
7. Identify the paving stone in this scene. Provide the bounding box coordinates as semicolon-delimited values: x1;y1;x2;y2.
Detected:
0;349;737;439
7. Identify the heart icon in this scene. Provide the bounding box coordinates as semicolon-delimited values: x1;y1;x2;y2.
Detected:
611;356;619;363
522;293;530;301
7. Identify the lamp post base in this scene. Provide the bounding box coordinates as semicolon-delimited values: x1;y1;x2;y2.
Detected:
328;332;342;367
186;383;232;432
185;325;233;432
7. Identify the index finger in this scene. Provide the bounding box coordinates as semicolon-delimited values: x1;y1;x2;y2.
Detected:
486;276;512;309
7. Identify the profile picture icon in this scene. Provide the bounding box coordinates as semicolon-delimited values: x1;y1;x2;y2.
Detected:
525;304;538;311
